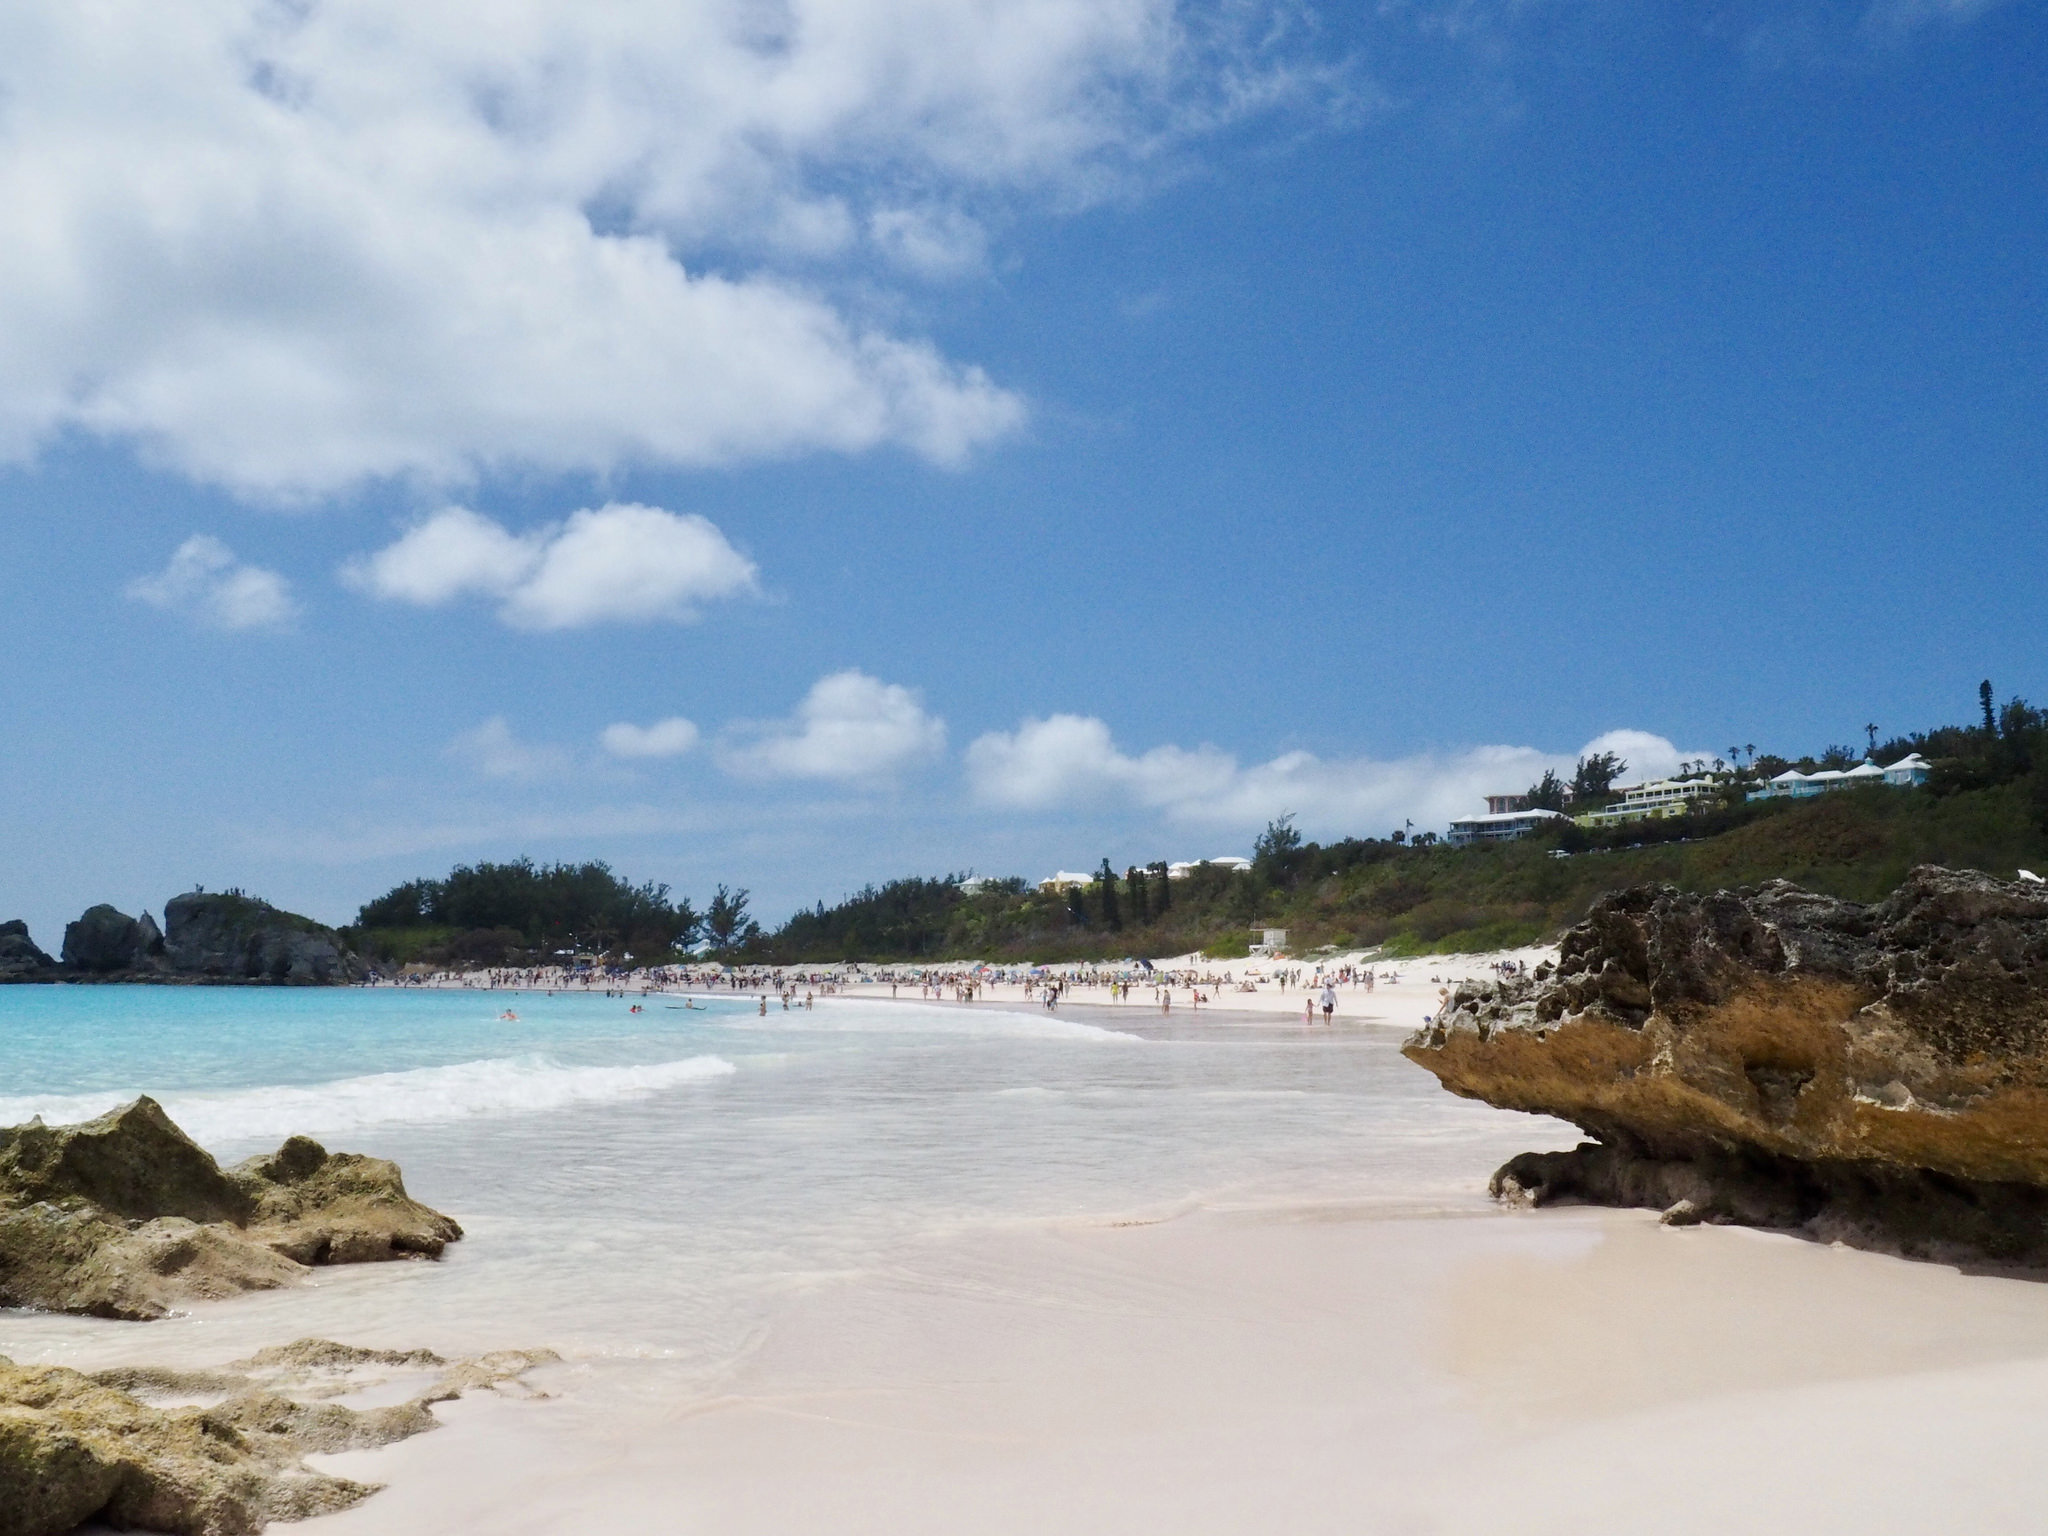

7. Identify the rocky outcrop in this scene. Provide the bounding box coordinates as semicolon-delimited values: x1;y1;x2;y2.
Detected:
0;1338;555;1536
159;894;360;984
0;921;56;982
1403;866;2048;1265
0;1099;461;1319
44;893;362;984
60;905;162;973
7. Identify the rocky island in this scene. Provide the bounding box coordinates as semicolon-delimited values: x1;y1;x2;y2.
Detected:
1404;865;2048;1265
0;892;362;985
0;1098;461;1319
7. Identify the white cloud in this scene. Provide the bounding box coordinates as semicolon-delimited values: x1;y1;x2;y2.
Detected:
721;670;946;782
870;206;991;278
0;3;1325;500
444;717;571;780
602;717;701;759
126;535;297;631
343;503;758;629
965;715;1707;833
342;507;534;606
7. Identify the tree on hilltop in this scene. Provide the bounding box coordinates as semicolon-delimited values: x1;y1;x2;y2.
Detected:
1570;752;1627;803
1525;770;1569;812
1096;859;1122;931
1253;814;1306;885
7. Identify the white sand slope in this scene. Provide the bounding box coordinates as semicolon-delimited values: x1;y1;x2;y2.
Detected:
303;1202;2048;1536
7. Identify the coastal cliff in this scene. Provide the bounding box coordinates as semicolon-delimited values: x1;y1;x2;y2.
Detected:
0;1098;461;1319
0;892;364;984
1402;866;2048;1264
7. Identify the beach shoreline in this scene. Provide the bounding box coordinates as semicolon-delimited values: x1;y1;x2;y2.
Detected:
11;983;2048;1535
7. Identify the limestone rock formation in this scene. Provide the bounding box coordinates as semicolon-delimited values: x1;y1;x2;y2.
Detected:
1403;866;2048;1264
45;893;362;984
228;1135;461;1267
160;894;361;985
60;905;160;974
0;921;56;982
0;1099;461;1319
0;1338;555;1536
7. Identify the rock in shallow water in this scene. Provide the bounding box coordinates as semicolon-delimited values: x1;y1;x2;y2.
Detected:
0;1099;461;1319
1403;865;2048;1265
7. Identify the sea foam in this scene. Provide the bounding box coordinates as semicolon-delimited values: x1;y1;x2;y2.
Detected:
744;1000;1138;1043
0;1052;736;1149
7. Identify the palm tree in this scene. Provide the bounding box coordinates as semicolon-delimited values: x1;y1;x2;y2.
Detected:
1864;723;1879;757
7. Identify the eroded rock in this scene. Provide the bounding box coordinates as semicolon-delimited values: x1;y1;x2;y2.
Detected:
60;906;159;975
0;1339;555;1536
43;894;362;985
0;921;56;982
0;1100;461;1319
159;895;360;985
1403;866;2048;1264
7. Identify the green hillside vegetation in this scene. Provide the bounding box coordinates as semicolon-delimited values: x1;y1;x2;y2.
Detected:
350;686;2048;967
347;859;708;968
738;777;2047;964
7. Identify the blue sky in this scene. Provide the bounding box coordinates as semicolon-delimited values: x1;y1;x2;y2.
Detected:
2;0;2043;945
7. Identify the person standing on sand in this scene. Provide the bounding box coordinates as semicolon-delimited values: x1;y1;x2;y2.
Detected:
1320;981;1336;1025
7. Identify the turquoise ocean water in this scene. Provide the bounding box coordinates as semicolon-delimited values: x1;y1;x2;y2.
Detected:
0;985;1570;1371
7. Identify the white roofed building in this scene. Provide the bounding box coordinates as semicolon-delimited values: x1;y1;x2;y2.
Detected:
1575;775;1725;827
1749;755;1929;801
1446;808;1566;847
1037;871;1096;892
1167;857;1252;878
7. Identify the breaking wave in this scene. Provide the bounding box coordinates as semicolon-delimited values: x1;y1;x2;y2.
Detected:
0;1053;736;1147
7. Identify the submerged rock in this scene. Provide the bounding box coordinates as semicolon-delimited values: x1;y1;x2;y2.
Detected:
0;1099;461;1319
0;1338;555;1536
1403;866;2048;1265
0;921;56;982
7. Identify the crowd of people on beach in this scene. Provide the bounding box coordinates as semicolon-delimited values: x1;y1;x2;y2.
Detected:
364;954;1451;1028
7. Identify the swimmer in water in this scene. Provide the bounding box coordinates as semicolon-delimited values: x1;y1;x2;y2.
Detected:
499;1009;519;1021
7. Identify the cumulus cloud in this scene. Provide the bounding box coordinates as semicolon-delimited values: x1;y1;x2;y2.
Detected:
721;671;946;782
0;2;1326;500
343;503;758;629
444;717;571;781
965;715;1705;832
126;536;297;631
601;717;701;759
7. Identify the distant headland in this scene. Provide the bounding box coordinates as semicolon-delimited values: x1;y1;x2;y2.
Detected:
0;891;361;985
